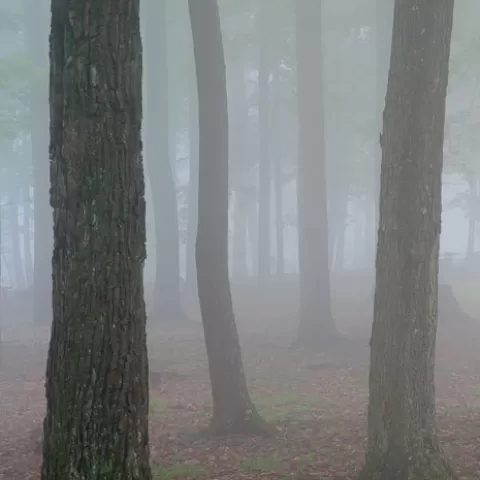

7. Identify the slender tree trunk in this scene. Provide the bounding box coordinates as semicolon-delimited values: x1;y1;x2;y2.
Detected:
248;203;258;276
185;58;199;295
232;190;249;279
23;0;52;325
271;69;284;277
144;0;185;322
273;154;284;277
22;185;34;287
466;172;476;259
329;187;348;272
42;1;152;478
295;0;337;344
8;185;25;289
189;0;264;435
360;2;456;479
257;3;271;287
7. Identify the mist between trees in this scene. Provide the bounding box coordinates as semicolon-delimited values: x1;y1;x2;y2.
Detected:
0;1;479;479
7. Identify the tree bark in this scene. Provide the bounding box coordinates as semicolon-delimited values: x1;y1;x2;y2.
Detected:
189;0;264;435
360;1;457;479
257;2;271;287
143;0;185;322
42;1;151;478
23;0;52;325
295;0;337;344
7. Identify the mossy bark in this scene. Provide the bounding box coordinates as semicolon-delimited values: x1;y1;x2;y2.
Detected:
189;0;265;436
42;1;151;478
360;2;457;479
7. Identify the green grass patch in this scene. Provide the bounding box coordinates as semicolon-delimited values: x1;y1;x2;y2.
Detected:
255;393;327;422
239;455;285;473
153;462;207;479
149;399;173;419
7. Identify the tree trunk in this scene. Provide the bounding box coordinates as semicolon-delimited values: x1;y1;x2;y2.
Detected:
248;203;258;276
232;190;249;279
466;171;476;259
185;58;199;296
273;154;284;277
329;186;348;272
295;0;337;344
271;69;284;277
189;0;264;435
144;0;185;322
42;1;152;478
22;185;34;287
8;185;25;289
374;0;395;259
257;3;271;287
360;1;457;479
23;0;52;325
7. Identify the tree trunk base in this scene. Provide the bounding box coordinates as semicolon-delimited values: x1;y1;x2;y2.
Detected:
358;448;458;480
209;408;270;437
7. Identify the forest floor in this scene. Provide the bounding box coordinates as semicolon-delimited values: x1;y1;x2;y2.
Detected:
0;282;479;479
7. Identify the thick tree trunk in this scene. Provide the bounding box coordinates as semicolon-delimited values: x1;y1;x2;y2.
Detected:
144;0;185;323
189;0;264;435
22;185;34;287
185;58;199;295
8;186;25;289
360;2;456;479
257;3;271;287
23;0;52;325
295;0;337;344
42;1;152;478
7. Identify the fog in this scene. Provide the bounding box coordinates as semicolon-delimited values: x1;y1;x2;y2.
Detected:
0;1;479;478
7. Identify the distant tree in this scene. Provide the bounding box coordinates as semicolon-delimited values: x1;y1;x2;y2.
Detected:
42;0;152;478
189;0;264;434
257;0;271;287
360;1;456;479
22;0;51;325
185;55;199;295
143;0;186;322
295;0;337;345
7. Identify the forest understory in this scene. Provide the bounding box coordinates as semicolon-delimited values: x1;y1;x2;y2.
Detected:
1;281;479;480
